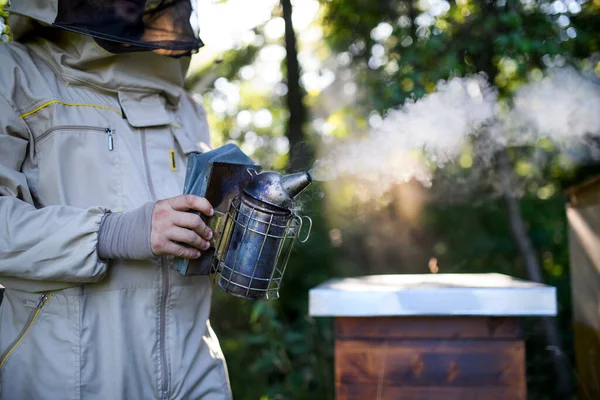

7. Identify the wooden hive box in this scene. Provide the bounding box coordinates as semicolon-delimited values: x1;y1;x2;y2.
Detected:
567;175;600;400
309;274;557;400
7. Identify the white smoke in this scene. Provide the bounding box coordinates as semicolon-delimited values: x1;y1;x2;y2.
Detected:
312;68;600;197
510;68;600;144
312;74;497;186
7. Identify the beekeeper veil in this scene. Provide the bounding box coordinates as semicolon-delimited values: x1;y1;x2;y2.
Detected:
7;0;204;55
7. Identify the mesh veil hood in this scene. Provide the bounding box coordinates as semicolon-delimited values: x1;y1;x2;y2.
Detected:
7;0;204;55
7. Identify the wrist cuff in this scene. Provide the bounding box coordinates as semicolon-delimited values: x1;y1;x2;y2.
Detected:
97;201;156;260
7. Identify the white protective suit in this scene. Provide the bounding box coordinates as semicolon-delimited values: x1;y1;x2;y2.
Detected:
0;7;232;400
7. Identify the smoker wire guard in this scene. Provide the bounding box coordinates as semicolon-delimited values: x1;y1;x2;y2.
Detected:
173;144;311;300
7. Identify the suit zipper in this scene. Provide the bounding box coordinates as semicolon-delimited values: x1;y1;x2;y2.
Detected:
37;125;115;151
159;255;170;400
0;293;53;369
140;128;170;399
107;128;114;151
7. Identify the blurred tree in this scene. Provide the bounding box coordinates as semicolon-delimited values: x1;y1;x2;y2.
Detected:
282;0;311;171
320;0;570;106
318;0;600;398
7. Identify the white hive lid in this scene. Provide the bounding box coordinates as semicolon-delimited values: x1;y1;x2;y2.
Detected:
308;273;557;317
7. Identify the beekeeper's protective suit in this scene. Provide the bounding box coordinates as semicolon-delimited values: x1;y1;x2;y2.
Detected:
0;1;231;399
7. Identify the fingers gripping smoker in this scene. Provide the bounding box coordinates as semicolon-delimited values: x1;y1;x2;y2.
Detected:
174;144;312;300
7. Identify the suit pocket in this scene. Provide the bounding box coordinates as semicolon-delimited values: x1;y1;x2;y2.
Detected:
0;292;78;400
0;293;53;371
34;125;124;210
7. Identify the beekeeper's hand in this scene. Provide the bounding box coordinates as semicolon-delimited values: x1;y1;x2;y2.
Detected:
97;195;213;261
150;195;214;259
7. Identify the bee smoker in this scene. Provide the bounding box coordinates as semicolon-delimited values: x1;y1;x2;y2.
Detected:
174;144;312;300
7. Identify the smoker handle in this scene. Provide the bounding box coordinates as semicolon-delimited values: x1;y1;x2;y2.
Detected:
298;216;312;243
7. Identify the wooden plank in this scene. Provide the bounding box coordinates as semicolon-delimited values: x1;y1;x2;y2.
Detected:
567;174;600;205
335;317;522;340
335;339;525;388
337;384;526;400
574;322;600;400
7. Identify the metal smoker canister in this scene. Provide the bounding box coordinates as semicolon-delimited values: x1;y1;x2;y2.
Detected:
216;170;311;299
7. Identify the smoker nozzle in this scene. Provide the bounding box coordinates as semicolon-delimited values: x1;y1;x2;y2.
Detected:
281;171;312;199
243;170;312;209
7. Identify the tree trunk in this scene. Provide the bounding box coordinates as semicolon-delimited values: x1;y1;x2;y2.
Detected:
497;151;572;397
281;0;310;171
468;0;572;392
408;0;417;40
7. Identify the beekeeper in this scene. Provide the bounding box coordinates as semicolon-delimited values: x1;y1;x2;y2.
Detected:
0;0;231;399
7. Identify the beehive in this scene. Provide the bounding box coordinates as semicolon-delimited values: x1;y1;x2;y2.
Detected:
309;273;557;400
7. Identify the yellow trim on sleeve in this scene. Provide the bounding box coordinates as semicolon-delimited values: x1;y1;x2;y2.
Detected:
19;100;122;119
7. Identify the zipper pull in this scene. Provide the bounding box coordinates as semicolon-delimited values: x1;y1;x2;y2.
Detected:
36;294;50;309
106;128;114;151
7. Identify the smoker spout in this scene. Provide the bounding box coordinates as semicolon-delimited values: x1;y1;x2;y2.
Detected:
281;171;312;199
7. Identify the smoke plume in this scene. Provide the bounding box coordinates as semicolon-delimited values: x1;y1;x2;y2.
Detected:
311;68;600;198
509;68;600;145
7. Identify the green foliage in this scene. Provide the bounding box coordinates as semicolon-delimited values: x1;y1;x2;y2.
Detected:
185;42;261;91
1;0;12;43
316;0;599;397
320;0;569;110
